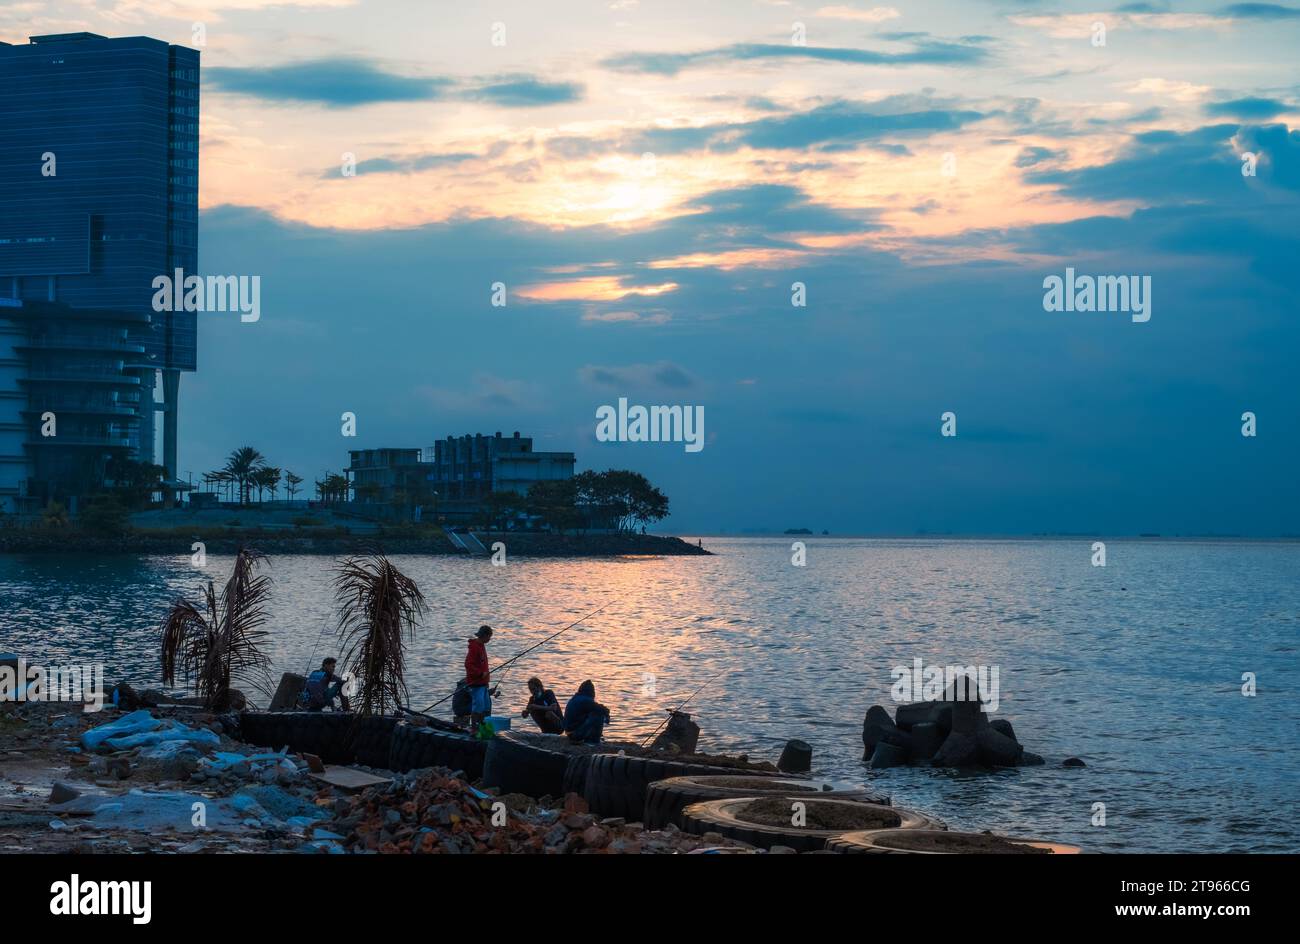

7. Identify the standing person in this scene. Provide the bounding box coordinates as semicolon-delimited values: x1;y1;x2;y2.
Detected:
521;677;564;734
465;625;493;730
563;680;611;744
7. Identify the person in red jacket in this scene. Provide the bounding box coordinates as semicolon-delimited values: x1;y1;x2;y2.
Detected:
465;625;494;729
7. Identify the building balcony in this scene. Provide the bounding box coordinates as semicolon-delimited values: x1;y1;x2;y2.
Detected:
17;336;146;354
19;371;142;385
22;403;140;417
25;435;137;449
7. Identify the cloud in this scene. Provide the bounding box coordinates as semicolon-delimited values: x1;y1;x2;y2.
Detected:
517;276;678;302
320;152;479;178
734;97;987;149
1217;3;1300;18
578;362;698;390
463;75;585;107
1010;12;1224;36
1127;78;1211;103
1015;145;1066;167
1203;97;1290;119
1024;122;1300;203
815;5;902;23
207;58;582;109
601;36;990;76
415;374;544;413
206;59;453;107
547;94;987;162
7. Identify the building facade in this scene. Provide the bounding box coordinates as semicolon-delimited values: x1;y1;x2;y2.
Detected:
346;448;432;505
0;33;199;512
429;431;575;500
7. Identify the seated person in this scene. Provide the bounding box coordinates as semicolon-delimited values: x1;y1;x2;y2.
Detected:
563;680;611;744
303;658;350;711
521;677;564;734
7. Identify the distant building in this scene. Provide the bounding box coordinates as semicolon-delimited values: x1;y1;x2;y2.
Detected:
346;448;432;505
342;432;575;523
429;431;575;501
0;32;200;512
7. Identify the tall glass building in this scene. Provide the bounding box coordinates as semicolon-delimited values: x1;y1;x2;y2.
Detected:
0;32;198;512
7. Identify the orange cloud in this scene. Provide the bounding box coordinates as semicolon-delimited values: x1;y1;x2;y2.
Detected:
517;276;678;301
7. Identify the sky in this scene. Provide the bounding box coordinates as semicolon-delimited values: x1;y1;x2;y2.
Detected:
5;1;1299;535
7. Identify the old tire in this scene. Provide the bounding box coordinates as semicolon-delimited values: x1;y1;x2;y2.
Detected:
643;775;889;830
679;797;943;852
349;716;398;768
825;829;1080;855
387;721;485;779
482;732;572;798
582;754;779;821
561;754;592;799
238;712;396;767
238;711;343;763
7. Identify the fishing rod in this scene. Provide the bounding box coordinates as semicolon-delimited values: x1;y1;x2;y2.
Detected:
638;668;729;747
416;600;613;714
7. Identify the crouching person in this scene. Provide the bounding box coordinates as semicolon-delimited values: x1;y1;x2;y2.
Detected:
304;657;350;711
521;677;564;734
564;680;610;744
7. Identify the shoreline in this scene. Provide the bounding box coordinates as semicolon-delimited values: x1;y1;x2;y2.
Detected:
0;531;711;557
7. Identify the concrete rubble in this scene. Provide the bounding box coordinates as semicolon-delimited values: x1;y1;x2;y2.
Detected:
1;699;755;854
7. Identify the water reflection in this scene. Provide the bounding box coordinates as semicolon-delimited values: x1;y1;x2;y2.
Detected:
1;538;1297;853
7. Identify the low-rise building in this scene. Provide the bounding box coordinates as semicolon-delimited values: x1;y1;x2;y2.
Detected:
346;447;432;505
429;431;574;500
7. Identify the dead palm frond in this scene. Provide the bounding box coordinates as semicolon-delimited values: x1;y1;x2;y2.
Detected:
333;553;425;717
161;547;273;710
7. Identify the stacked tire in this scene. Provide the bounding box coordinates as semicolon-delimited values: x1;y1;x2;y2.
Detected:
481;733;574;799
349;716;399;768
679;796;944;852
582;754;780;821
387;721;485;779
643;775;891;830
238;712;397;767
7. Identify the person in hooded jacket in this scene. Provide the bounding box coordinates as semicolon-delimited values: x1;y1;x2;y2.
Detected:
563;679;610;744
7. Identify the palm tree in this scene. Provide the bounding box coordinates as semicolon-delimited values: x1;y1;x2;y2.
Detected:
333;553;426;716
160;548;272;710
252;466;281;504
223;447;265;506
285;471;303;505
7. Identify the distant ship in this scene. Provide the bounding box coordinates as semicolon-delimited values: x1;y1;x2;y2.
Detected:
784;528;813;535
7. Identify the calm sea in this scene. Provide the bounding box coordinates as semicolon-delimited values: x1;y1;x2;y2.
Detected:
2;537;1297;852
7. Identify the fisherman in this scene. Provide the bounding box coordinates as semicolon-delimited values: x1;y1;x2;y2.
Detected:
563;680;611;744
304;657;349;711
465;625;494;730
521;677;564;734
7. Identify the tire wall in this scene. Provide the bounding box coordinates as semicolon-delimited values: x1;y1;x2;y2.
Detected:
238;712;398;767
